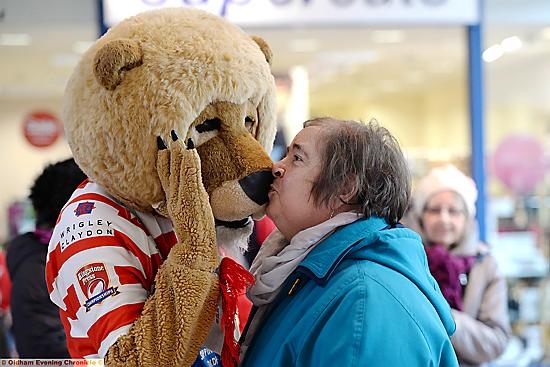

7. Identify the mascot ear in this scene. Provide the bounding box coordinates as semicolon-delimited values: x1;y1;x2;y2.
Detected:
93;39;143;91
251;35;273;66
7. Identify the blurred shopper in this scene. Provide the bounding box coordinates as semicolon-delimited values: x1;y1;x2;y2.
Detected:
240;118;458;366
409;164;511;367
0;248;11;357
6;158;86;358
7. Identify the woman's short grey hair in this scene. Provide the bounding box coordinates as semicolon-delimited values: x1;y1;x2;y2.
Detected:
304;117;411;224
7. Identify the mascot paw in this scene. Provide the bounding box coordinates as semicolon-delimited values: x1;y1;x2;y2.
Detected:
156;130;215;242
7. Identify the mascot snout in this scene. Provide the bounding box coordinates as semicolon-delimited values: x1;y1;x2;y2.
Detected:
238;170;273;206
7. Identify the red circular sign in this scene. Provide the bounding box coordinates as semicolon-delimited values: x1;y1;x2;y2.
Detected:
22;111;62;148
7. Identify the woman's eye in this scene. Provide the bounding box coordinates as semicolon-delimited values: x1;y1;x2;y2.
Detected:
293;155;303;162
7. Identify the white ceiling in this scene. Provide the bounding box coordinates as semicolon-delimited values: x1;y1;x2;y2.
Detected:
1;0;550;114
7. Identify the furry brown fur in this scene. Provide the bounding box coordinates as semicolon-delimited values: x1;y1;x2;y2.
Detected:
60;7;277;366
64;8;277;213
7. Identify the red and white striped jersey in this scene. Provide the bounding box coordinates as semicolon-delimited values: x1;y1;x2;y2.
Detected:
45;179;177;359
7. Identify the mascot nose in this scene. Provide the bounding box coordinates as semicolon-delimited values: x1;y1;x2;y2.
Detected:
238;170;274;206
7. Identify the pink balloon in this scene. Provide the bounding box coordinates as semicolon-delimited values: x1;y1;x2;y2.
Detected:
493;134;546;194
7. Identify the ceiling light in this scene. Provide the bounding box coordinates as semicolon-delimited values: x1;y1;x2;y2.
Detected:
371;30;404;44
500;36;522;52
0;33;31;46
482;45;503;63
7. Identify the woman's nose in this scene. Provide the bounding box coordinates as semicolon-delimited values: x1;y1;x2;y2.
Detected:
273;163;285;178
439;210;451;221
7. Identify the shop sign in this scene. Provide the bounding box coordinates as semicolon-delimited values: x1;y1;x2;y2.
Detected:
22;111;62;148
102;0;480;28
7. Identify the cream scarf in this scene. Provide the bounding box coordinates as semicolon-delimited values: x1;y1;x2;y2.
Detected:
240;212;363;362
247;211;364;306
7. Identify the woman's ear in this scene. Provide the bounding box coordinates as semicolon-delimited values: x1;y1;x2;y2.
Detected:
337;175;359;206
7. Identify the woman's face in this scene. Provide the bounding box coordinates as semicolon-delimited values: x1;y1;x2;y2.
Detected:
421;190;467;248
266;125;332;240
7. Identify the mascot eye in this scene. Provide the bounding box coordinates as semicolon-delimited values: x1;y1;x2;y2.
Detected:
245;116;256;133
196;118;221;133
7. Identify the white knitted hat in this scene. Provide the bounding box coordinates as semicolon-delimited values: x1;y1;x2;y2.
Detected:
412;164;478;219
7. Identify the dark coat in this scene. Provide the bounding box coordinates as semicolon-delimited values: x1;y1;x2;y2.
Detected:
6;232;69;358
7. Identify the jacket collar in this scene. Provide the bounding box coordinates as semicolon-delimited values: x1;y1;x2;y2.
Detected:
296;216;389;285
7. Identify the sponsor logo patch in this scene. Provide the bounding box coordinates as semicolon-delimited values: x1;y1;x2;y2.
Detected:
77;262;120;311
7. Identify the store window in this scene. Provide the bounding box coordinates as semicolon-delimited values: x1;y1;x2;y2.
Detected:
250;26;469;177
485;22;550;359
251;20;550;361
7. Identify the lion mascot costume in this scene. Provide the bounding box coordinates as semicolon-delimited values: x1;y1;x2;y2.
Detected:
45;8;277;367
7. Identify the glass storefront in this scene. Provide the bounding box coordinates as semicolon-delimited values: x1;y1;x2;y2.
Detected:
250;15;550;363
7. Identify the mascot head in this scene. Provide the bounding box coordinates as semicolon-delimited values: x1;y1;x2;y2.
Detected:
63;8;277;226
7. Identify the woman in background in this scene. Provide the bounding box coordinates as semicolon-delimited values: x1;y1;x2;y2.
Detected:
7;158;86;358
409;164;511;367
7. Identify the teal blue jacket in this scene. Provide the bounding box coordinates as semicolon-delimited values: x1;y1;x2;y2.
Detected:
240;217;459;367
